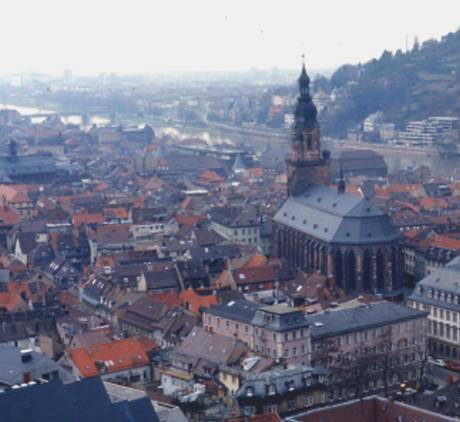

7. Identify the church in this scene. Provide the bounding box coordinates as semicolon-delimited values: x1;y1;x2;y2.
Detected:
273;63;402;294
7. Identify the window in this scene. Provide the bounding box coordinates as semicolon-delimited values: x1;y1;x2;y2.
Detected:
246;387;254;397
268;384;276;395
287;399;296;411
244;406;255;415
305;394;314;407
264;404;278;413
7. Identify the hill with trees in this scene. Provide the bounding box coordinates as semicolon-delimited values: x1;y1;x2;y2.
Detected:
318;28;460;137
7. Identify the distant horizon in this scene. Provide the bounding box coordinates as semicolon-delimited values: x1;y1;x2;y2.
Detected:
1;0;459;77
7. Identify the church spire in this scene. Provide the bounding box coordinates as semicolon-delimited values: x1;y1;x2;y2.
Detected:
298;55;310;96
294;59;318;132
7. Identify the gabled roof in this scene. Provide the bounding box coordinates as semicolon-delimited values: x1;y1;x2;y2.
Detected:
66;338;153;378
177;326;246;365
232;264;294;286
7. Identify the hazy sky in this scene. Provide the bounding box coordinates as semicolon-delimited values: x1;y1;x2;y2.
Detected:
2;0;459;75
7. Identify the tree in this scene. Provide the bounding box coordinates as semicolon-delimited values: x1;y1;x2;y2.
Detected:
312;326;426;400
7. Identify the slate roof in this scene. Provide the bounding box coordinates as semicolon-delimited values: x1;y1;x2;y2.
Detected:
252;304;309;331
0;377;159;422
335;149;387;172
236;366;326;399
143;268;181;291
409;255;460;311
306;301;427;340
0;153;56;178
211;207;260;228
205;299;262;324
0;345;73;386
274;183;397;245
177;326;245;365
190;244;242;261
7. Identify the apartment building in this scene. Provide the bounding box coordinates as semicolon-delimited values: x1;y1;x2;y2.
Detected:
408;255;460;362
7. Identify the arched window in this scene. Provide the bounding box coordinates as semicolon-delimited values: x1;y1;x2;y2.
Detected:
346;250;356;291
307;134;312;150
363;250;372;290
334;250;343;288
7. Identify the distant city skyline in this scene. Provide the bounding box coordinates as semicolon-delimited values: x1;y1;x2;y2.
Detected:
2;0;460;76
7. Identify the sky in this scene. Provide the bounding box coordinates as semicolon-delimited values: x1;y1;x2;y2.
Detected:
2;0;460;76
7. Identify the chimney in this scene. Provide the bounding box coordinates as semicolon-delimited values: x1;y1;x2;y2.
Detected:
23;371;31;383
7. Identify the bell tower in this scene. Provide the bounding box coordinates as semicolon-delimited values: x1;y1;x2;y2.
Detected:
287;59;329;196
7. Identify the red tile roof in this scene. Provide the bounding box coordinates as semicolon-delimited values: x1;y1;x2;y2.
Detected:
419;197;449;210
150;292;181;308
0;205;20;225
176;215;207;227
198;170;225;184
72;212;105;228
67;338;152;378
180;288;217;315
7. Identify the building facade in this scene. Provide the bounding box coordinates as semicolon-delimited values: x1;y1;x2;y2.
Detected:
203;301;311;364
307;301;428;400
408;256;460;362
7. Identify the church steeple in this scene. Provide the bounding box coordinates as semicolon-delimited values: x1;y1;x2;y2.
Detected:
298;59;310;97
286;59;330;197
291;60;320;161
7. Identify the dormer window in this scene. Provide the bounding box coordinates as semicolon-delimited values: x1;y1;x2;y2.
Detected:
305;377;312;386
287;380;295;391
268;384;276;395
246;387;254;397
